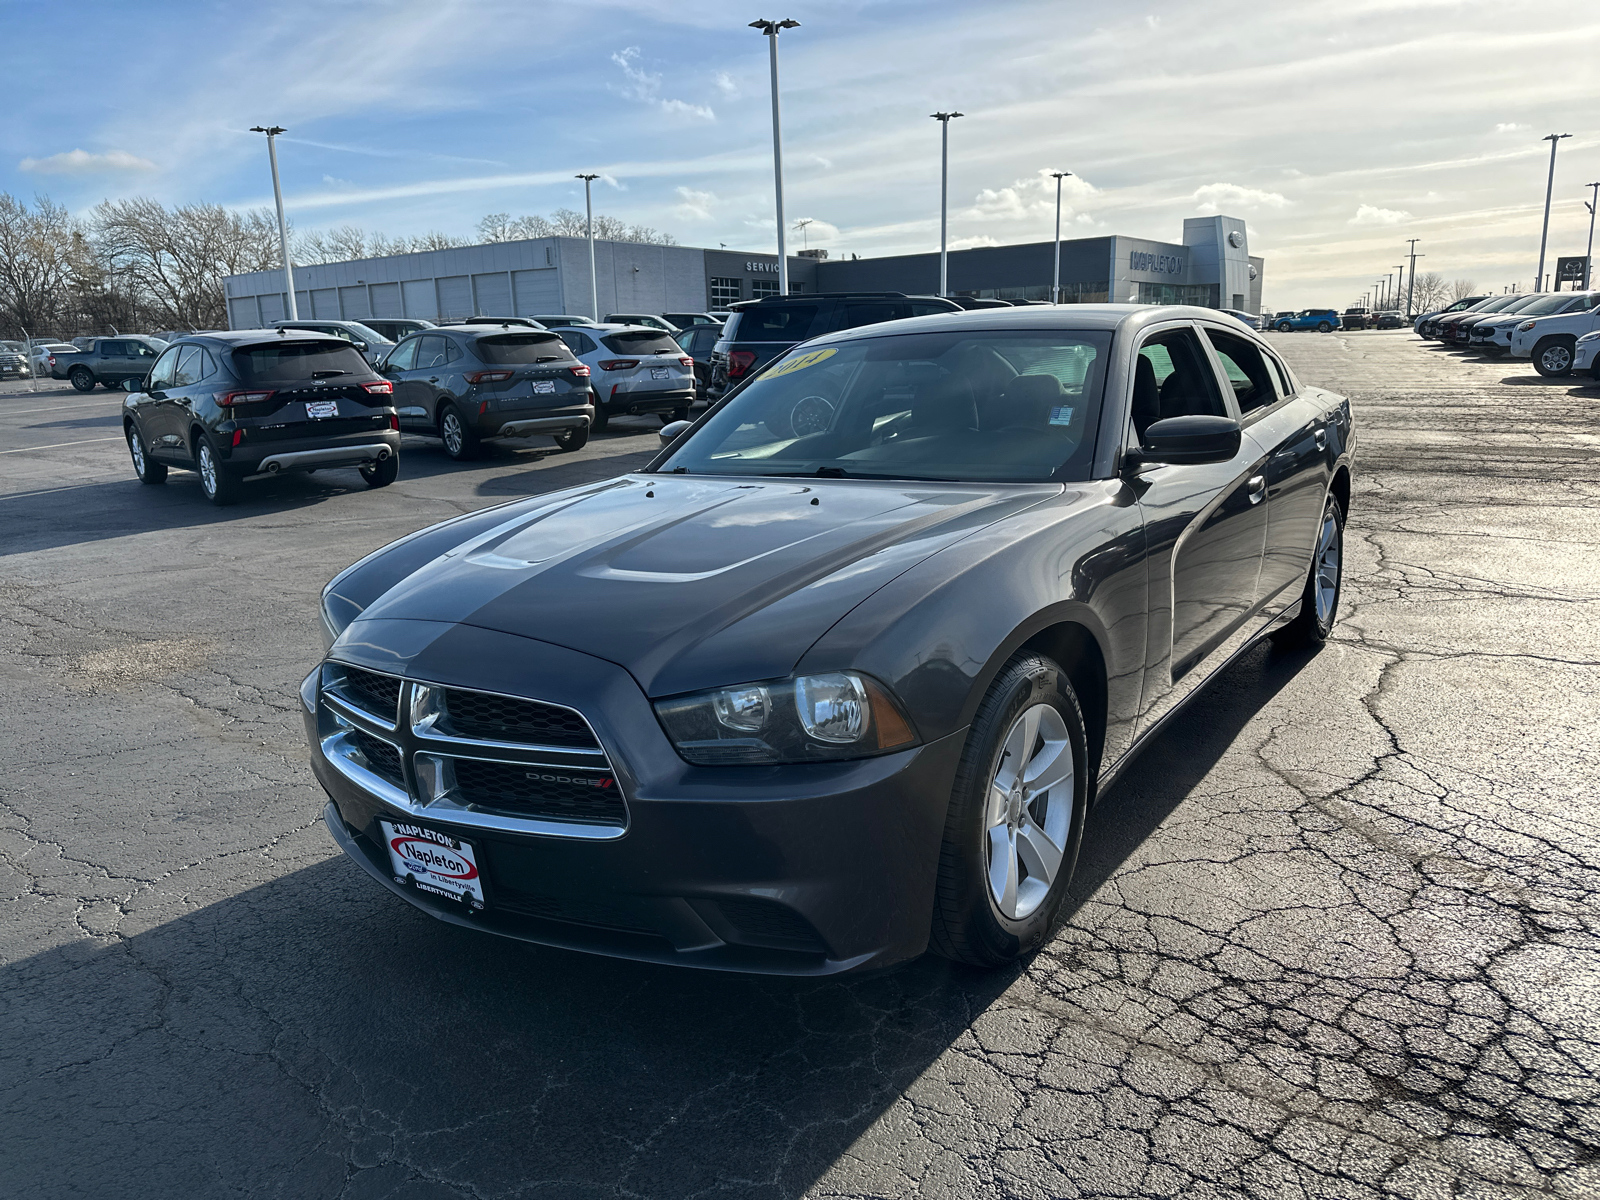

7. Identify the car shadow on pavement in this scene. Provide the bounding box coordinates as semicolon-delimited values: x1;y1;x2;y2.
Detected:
2;641;1321;1199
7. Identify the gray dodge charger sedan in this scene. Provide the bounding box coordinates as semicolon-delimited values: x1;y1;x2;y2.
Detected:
305;304;1354;975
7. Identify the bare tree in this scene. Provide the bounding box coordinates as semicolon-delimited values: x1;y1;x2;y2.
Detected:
1411;271;1449;313
91;199;280;329
1450;278;1478;302
0;193;79;337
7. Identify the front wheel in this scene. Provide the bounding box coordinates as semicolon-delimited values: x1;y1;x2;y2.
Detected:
196;438;238;506
1276;322;1292;332
126;426;167;485
1273;491;1345;649
69;366;95;392
359;453;399;488
1532;337;1575;377
553;425;589;452
930;652;1089;967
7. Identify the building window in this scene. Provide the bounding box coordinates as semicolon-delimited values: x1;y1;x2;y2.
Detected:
751;279;780;299
710;277;742;306
1133;281;1216;307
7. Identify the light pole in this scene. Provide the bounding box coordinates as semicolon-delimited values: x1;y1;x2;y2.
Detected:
249;125;298;320
1393;266;1405;310
576;173;599;319
1050;171;1071;303
930;112;964;297
751;19;799;296
1584;182;1599;290
1535;133;1571;294
1405;238;1423;317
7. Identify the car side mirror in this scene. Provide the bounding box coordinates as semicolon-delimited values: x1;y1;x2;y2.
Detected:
1127;415;1241;469
659;419;693;447
354;340;369;353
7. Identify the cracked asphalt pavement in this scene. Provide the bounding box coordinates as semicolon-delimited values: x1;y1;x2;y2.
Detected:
3;332;1598;1199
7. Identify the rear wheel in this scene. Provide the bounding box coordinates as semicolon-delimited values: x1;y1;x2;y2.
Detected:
196;437;238;506
930;652;1089;967
553;424;589;452
126;425;166;485
439;404;480;460
1273;492;1345;649
662;407;690;425
69;366;95;392
591;394;610;432
1317;321;1333;333
1533;336;1575;377
359;453;399;488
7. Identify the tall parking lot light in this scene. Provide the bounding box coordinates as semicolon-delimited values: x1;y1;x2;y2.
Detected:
576;174;600;319
249;126;298;320
1406;238;1423;317
750;19;800;297
1584;182;1599;290
1050;171;1071;303
1535;133;1571;294
1394;266;1405;310
931;112;964;297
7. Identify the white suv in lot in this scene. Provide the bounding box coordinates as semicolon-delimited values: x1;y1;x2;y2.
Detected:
1572;329;1600;380
1507;292;1600;376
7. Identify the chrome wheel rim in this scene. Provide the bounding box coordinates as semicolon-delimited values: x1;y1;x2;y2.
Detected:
199;445;217;496
1314;506;1342;625
1542;346;1571;372
442;412;462;454
128;432;145;475
986;702;1073;920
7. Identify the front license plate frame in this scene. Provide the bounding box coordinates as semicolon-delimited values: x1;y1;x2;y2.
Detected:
379;817;487;911
306;400;339;419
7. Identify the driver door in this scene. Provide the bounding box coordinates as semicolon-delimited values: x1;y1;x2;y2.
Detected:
1128;323;1269;733
137;346;185;458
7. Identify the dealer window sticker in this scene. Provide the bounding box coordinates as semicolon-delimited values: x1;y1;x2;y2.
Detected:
1048;405;1075;426
765;347;838;379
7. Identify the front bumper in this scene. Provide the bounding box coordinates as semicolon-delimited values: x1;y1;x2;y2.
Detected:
1573;340;1600;376
304;620;963;975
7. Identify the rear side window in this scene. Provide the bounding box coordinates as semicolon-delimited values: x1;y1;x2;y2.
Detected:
557;330;597;355
232;341;370;385
1204;329;1278;414
836;301;906;330
102;341;129;357
473;334;573;364
415;337;450;369
730;305;820;342
600;331;679;356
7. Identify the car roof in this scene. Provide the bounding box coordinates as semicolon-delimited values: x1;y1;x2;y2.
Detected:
435;323;563;335
173;328;356;348
811;303;1241;345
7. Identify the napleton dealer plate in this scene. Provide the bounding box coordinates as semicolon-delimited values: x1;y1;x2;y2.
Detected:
380;819;486;910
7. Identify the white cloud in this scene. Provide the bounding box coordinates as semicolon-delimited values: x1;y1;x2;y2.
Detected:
1349;203;1411;226
673;186;717;220
19;148;156;174
963;169;1098;223
612;47;714;121
1193;183;1290;214
713;71;737;96
951;235;1000;250
1494;122;1530;133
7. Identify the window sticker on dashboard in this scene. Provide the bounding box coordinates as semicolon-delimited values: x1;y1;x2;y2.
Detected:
1048;405;1075;426
766;347;838;378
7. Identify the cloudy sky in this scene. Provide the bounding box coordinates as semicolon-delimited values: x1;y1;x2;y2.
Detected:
4;0;1599;308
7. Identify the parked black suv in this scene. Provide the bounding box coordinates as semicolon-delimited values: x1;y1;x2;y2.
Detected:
378;323;594;458
123;330;401;506
707;292;961;403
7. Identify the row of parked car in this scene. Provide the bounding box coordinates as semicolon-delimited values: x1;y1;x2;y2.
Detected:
1413;290;1600;377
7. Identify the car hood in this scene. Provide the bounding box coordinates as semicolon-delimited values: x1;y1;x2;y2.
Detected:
353;474;1057;697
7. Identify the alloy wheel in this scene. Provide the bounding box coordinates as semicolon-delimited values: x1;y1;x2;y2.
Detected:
129;431;146;476
1541;344;1572;373
1314;505;1342;626
985;702;1074;920
199;444;218;497
442;412;463;455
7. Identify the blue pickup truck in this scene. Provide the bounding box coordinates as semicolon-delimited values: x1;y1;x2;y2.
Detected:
1271;309;1342;333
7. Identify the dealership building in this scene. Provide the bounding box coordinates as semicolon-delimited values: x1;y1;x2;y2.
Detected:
222;214;1262;327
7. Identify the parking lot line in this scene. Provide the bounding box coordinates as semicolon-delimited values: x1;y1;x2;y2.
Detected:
0;399;128;416
0;436;123;455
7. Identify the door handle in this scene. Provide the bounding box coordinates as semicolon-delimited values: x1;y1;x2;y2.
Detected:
1314;428;1328;451
428;377;440;383
1247;475;1266;505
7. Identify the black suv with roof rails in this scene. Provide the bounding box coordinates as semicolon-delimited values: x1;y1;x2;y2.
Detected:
707;291;962;406
123;329;401;506
378;322;594;458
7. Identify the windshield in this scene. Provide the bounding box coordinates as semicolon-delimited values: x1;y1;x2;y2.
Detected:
473;333;575;364
600;331;680;356
658;328;1112;484
1514;293;1595;317
233;341;371;385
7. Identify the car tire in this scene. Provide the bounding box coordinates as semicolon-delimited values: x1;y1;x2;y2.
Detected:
69;366;95;392
126;425;166;485
1532;336;1575;377
553;425;589;452
591;394;610;432
662;407;690;425
1317;321;1332;333
929;651;1089;968
1272;491;1345;650
359;453;399;488
1276;322;1292;332
439;404;480;460
195;437;238;507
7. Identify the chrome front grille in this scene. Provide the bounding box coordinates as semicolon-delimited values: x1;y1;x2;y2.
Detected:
317;662;626;840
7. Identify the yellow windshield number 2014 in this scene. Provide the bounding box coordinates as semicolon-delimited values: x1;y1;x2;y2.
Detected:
765;347;838;379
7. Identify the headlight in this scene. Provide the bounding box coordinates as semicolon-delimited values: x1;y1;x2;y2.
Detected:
1516;320;1538;332
653;671;918;765
1578;330;1600;343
